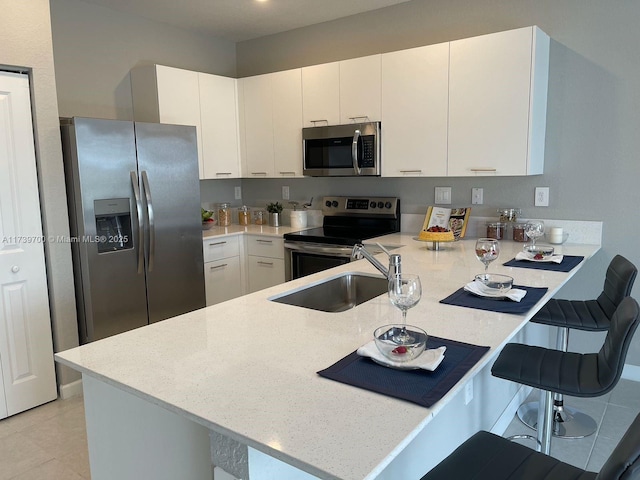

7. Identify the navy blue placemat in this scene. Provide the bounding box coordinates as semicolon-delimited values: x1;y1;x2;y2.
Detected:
439;285;548;314
317;336;489;408
503;255;584;272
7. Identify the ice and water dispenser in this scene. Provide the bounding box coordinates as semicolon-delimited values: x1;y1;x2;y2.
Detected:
94;198;134;253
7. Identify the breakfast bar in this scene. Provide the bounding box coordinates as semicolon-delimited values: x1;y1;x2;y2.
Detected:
55;235;600;480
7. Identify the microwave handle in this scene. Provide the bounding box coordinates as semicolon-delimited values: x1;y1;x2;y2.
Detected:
352;129;361;175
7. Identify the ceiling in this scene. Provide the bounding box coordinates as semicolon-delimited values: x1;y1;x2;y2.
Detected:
77;0;413;42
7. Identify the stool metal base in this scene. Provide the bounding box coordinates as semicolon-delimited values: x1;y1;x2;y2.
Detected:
517;401;597;438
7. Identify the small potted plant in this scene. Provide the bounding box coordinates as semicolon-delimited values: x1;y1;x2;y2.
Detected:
266;201;283;227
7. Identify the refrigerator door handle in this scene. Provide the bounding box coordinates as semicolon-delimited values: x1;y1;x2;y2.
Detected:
141;170;155;272
130;171;145;274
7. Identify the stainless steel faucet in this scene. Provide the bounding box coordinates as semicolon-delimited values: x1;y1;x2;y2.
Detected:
351;243;401;279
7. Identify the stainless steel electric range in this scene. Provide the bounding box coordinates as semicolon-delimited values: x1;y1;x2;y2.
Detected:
283;196;400;280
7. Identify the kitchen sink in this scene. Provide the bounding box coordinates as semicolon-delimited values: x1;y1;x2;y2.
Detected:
269;272;388;313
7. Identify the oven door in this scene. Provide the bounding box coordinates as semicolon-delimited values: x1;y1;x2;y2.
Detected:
284;241;354;281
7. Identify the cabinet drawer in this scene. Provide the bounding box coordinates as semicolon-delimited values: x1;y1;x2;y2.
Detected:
246;236;284;259
247;257;285;293
204;256;241;306
203;235;240;262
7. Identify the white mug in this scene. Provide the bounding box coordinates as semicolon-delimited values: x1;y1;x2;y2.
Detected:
549;227;563;244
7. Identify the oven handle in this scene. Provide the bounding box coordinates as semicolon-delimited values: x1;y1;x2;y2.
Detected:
352;129;361;175
284;241;354;258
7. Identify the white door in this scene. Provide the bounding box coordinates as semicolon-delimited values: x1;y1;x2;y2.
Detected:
0;71;57;418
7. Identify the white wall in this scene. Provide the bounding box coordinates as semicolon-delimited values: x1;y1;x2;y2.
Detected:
50;0;237;120
0;0;80;390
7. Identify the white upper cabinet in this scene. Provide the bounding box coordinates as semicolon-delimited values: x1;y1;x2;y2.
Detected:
198;73;241;179
447;26;550;176
131;65;241;179
381;43;449;177
271;69;303;177
301;62;340;127
239;68;303;178
240;73;275;177
339;54;382;124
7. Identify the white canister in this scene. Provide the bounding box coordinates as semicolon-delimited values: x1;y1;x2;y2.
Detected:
290;210;308;230
548;227;564;244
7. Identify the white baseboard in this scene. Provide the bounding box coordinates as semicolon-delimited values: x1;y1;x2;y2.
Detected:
490;385;533;436
59;378;83;399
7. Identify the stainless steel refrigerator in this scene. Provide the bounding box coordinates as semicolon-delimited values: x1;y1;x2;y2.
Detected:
61;117;205;343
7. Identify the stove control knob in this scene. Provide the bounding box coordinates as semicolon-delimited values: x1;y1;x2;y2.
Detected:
377;201;384;209
325;200;332;207
332;200;339;208
385;201;392;209
370;201;376;208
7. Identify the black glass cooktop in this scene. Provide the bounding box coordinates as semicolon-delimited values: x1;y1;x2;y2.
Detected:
284;226;396;246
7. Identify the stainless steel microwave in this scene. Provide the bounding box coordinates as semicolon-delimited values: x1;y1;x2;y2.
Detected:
302;122;381;177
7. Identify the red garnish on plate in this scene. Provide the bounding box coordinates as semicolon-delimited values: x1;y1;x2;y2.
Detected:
392;346;408;355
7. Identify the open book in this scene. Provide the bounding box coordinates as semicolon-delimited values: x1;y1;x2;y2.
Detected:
419;206;471;241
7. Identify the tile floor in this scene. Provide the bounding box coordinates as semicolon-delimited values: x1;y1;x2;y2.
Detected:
0;394;90;480
1;378;638;479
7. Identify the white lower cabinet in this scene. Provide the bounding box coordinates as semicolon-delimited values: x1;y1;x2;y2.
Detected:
246;236;285;293
203;236;242;306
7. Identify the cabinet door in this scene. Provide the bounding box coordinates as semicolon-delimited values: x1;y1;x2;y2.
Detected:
272;69;303;177
199;73;241;179
340;55;382;123
302;62;340;127
448;27;547;176
205;256;241;306
0;72;56;418
381;43;449;177
240;74;275;177
247;257;285;293
155;66;205;177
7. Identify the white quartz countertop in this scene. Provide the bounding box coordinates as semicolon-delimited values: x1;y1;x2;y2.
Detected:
202;224;310;239
56;235;600;480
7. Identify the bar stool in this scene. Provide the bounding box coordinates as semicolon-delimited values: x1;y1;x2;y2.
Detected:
491;296;639;455
520;255;637;438
420;410;640;480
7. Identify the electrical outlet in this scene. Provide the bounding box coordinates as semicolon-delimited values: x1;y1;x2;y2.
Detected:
234;186;242;200
464;379;474;405
535;187;549;207
435;187;452;205
282;186;290;200
471;188;483;205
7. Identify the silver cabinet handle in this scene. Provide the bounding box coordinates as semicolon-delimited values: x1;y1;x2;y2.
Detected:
215;172;232;176
256;239;273;244
130;171;144;274
209;263;228;270
208;241;227;246
141;171;155;272
279;171;296;176
310;119;328;125
352;129;361;175
11;265;19;273
400;169;423;173
470;168;497;172
348;116;369;122
257;261;274;266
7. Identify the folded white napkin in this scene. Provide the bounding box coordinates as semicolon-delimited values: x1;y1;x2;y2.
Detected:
515;251;564;263
464;280;527;302
357;341;446;371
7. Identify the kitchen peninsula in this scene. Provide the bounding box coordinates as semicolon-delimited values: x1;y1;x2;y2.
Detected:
56;235;600;480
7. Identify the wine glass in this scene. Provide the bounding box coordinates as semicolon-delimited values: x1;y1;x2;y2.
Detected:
388;273;422;344
475;238;500;280
524;220;545;247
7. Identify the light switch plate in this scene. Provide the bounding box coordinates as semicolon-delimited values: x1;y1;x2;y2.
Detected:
282;186;290;200
234;186;242;200
471;188;483;205
435;187;452;205
535;187;549;207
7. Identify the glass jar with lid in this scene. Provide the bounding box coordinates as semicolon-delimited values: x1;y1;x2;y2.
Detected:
486;222;507;240
254;210;265;225
238;205;250;226
217;203;232;227
497;208;521;223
